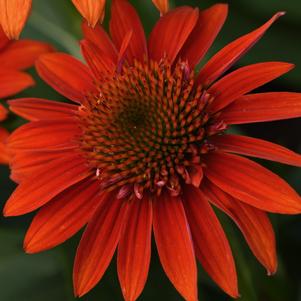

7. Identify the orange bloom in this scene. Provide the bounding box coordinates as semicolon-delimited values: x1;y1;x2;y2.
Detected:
0;26;52;163
4;1;301;300
0;0;105;39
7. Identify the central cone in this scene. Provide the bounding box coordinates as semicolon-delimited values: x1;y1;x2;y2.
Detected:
79;59;220;198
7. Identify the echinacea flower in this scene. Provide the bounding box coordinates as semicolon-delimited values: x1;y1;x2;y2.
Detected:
0;25;51;163
5;1;301;300
0;0;106;39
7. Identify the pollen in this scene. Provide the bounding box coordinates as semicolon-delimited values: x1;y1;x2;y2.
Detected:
79;59;222;198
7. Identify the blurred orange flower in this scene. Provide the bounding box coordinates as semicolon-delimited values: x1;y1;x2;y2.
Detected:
0;26;52;163
4;1;301;301
0;0;105;39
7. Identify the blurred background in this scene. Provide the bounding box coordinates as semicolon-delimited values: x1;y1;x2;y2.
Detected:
1;0;301;300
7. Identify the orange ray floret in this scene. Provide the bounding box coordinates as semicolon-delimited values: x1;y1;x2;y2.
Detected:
3;1;301;301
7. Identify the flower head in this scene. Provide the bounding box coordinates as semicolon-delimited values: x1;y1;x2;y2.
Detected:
0;0;105;39
5;1;301;301
0;25;51;163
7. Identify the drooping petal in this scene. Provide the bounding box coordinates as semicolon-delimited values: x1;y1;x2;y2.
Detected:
219;92;301;124
183;185;238;297
0;103;8;121
8;119;79;151
211;134;301;167
117;196;152;301
9;98;77;121
202;179;277;275
152;0;169;15
24;177;101;253
81;39;116;79
0;0;32;39
197;12;285;86
110;0;147;63
72;0;105;27
0;40;53;70
0;127;9;164
204;152;301;214
208;62;294;113
73;195;129;297
178;4;228;68
148;6;199;64
0;69;34;98
82;21;118;63
3;153;91;216
36;53;97;103
153;193;198;301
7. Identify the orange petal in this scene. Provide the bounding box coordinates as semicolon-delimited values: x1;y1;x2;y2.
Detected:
117;196;152;301
152;0;169;15
110;0;147;63
3;153;91;216
82;21;117;63
0;127;9;164
205;152;301;214
72;0;105;27
219;92;301;124
202;179;277;275
0;0;32;39
183;185;238;297
36;52;96;103
24;177;101;253
81;39;116;79
0;69;34;98
208;62;294;113
149;6;199;64
0;103;8;121
9;98;77;121
0;40;53;70
179;4;228;68
73;194;129;297
153;192;198;301
8;119;79;151
197;12;285;86
211;134;301;167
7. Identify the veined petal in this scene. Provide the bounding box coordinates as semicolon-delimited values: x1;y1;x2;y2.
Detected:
117;196;152;301
208;62;294;113
72;0;105;27
3;154;91;216
8;119;79;151
153;193;198;301
0;40;53;70
0;127;9;164
9;98;78;121
152;0;169;15
110;0;147;63
183;185;238;297
74;195;129;297
197;12;285;86
81;39;116;79
0;69;34;98
148;6;199;64
36;53;97;103
205;152;301;214
211;134;301;167
179;4;228;68
24;177;101;253
219;92;301;124
202;180;277;275
82;21;118;63
0;0;32;39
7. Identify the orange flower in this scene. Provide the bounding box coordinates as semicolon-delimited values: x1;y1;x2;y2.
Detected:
0;0;105;39
0;25;52;163
4;1;301;300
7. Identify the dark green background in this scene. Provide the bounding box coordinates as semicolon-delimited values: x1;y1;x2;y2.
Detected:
1;0;301;300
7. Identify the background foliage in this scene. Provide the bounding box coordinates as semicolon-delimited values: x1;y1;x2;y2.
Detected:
1;0;301;300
